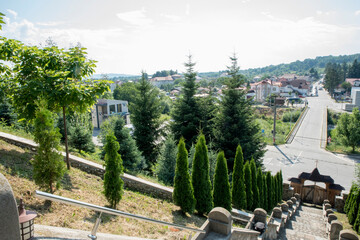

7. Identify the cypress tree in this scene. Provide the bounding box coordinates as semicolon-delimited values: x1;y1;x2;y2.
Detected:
173;138;195;214
345;184;355;213
213;53;265;170
32;102;66;193
192;134;213;215
266;172;273;211
68;113;95;153
250;159;259;210
348;187;360;225
244;161;253;210
155;135;178;185
256;168;264;209
271;175;276;208
103;133;124;208
263;174;268;210
171;55;200;148
232;145;247;209
354;206;360;234
274;173;279;204
279;170;283;201
213;151;232;211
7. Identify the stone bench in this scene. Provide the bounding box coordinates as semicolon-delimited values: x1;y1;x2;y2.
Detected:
280;202;290;225
245;208;267;237
327;220;343;240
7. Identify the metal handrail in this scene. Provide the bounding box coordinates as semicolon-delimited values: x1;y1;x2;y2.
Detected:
35;190;205;239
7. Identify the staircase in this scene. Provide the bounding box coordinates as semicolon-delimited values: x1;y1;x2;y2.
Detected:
277;205;327;240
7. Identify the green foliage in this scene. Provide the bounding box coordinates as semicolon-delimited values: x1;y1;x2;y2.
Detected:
171;55;201;148
256;168;264;209
68;113;95;153
263;174;268;211
0;98;17;126
213;151;232;211
32;102;66;193
354;206;360;233
282;110;301;123
152;70;178;78
336;109;360;152
213;54;265;170
266;172;273;211
250;159;259;210
173;138;195;214
103;133;124;208
113;82;138;103
244;161;253;210
155;135;177;185
348;186;360;225
279;170;283;201
197;93;217;142
192;134;213;215
324;62;343;96
348;59;360;78
113;117;146;172
232;145;246;209
345;184;356;213
130;72;163;170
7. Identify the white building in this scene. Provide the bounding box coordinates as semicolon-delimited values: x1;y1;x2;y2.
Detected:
91;99;130;128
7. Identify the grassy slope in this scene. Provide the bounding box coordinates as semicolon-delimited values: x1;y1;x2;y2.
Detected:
0;140;206;239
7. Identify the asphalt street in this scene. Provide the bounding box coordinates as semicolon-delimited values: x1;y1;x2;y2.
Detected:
263;85;357;191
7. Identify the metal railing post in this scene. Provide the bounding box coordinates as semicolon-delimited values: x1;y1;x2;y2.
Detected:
88;212;102;240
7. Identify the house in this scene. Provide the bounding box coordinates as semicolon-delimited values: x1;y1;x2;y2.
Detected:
91;99;129;129
251;79;280;102
278;79;310;97
346;78;360;87
149;76;174;87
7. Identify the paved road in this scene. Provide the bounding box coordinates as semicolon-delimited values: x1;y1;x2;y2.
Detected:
264;85;357;191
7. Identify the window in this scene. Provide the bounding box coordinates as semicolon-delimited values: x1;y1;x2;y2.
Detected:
117;104;122;113
109;105;115;114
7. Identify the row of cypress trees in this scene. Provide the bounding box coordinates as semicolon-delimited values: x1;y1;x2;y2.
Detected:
344;184;360;233
173;134;283;215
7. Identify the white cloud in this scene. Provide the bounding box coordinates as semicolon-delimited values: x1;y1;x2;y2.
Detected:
355;10;360;16
36;21;65;27
316;10;335;16
7;9;18;19
116;8;153;26
161;14;181;22
185;4;190;15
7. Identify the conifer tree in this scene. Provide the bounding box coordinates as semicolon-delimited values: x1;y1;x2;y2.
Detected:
354;206;360;234
155;135;178;185
130;72;163;169
279;170;283;201
213;53;265;170
173;138;195;214
171;55;200;148
250;158;259;210
213;151;232;211
103;133;124;208
256;168;264;209
192;134;213;215
271;175;276;208
266;172;273;211
32;102;66;193
274;174;279;204
348;187;360;225
113;117;146;172
345;184;355;213
68;113;95;153
232;145;247;209
263;174;268;210
244;161;253;210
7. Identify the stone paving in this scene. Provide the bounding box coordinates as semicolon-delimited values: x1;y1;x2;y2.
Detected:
277;205;327;240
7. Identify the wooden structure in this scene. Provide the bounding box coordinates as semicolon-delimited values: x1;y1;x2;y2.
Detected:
288;168;344;206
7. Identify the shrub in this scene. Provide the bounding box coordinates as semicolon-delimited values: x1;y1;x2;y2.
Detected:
173;138;195;214
155;135;177;185
256;168;264;209
282;110;301;123
266;172;273;211
244;161;253;210
103;133;124;208
232;145;247;209
250;159;259;210
213;151;231;211
32;103;66;193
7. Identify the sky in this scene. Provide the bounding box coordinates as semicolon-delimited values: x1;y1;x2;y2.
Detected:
1;0;360;75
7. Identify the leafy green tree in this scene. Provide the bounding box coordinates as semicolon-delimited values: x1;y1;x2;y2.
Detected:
256;168;264;209
113;82;138;103
0;39;109;169
173;138;195;214
309;67;319;80
341;81;352;94
348;59;360;78
113;117;146;172
103;133;124;208
266;172;273;211
171;55;200;148
244;161;253;210
130;72;163;169
324;62;342;97
192;134;213;215
213;53;265;170
213;151;232;211
68;113;95;153
155;135;178;185
336;109;360;152
32;102;66;193
232;145;246;209
250;159;259;210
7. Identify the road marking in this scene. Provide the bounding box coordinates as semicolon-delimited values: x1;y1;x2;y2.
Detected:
295;151;303;163
263;158;272;164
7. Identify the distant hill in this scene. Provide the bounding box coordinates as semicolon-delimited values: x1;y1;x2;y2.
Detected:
197;53;360;80
91;73;139;79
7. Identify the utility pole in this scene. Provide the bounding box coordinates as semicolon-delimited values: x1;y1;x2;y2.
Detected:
273;95;277;145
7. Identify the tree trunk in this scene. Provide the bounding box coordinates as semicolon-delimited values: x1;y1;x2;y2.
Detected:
63;106;71;170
